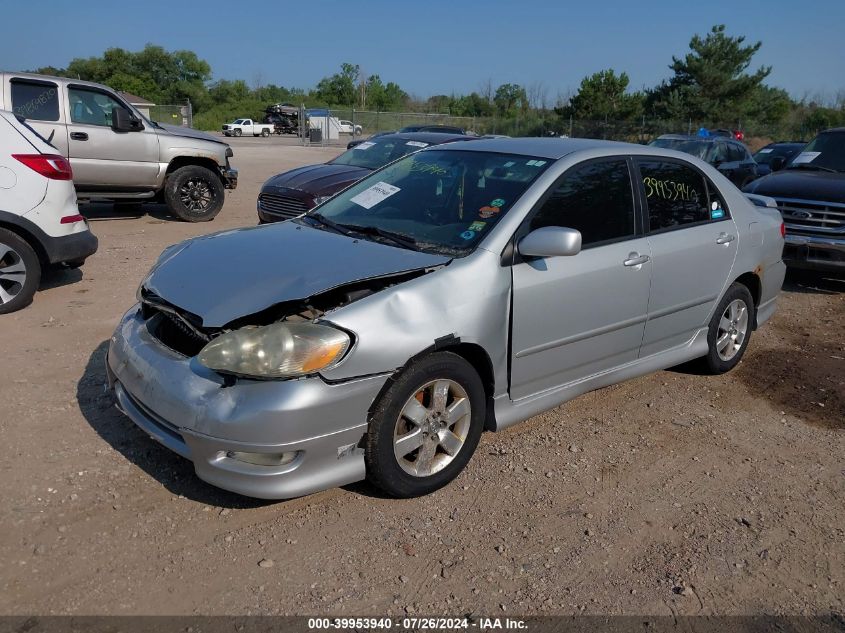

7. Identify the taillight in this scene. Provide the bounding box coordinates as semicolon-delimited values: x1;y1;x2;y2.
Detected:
780;222;786;238
12;154;73;180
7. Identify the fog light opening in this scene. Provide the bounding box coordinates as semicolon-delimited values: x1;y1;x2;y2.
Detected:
225;450;299;467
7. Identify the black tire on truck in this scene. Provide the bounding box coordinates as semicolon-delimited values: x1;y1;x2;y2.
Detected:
0;228;41;314
234;129;242;137
164;165;225;223
261;128;270;137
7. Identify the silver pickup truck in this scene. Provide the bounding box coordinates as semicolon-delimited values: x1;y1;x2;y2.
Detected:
0;72;237;222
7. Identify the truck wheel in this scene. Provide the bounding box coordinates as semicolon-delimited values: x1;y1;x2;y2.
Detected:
233;129;242;137
164;165;225;222
0;228;41;314
261;129;270;137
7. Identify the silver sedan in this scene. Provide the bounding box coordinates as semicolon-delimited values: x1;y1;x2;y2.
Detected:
107;138;786;499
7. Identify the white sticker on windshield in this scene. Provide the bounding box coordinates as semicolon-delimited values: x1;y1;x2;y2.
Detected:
350;181;400;209
526;160;546;167
353;142;375;151
792;151;821;164
503;161;516;167
758;148;773;153
406;141;428;148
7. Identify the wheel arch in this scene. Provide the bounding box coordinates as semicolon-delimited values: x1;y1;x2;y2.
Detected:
165;157;223;183
732;271;762;328
366;340;498;432
0;211;49;268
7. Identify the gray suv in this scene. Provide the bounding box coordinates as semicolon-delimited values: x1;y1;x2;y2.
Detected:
0;73;237;222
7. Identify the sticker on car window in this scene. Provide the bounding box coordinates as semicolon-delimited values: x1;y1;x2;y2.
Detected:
353;142;375;151
460;230;476;240
758;148;773;153
405;141;428;148
526;160;547;167
350;181;400;209
468;221;486;231
479;206;501;219
503;161;516;167
490;198;505;207
710;201;725;219
792;151;820;164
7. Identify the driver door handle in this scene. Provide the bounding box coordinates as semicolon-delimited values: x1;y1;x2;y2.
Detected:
716;233;736;245
623;253;650;267
70;132;88;141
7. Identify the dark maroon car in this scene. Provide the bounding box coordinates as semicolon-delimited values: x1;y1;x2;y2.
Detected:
257;132;473;223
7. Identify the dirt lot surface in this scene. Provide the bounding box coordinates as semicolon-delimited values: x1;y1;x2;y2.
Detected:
1;136;843;617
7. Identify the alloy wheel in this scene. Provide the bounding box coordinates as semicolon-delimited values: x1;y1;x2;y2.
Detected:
716;299;749;361
393;379;472;477
179;178;214;213
0;243;27;306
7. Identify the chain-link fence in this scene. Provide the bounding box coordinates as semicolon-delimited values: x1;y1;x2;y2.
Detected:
148;101;192;127
294;106;829;149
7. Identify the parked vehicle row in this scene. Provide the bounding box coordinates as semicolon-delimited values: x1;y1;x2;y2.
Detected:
0;72;238;223
649;133;758;188
108;136;786;500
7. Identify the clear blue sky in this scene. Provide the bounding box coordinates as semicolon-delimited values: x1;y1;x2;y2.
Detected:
2;0;843;102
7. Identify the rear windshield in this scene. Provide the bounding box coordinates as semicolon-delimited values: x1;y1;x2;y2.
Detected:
649;138;711;161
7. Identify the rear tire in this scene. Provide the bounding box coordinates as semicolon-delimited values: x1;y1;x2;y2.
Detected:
0;228;41;314
701;283;755;374
366;352;485;498
164;165;225;222
261;129;270;137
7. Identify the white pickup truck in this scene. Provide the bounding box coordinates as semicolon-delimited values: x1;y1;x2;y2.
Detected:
222;118;273;137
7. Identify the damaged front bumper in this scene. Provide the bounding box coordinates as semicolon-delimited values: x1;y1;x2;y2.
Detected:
106;306;389;499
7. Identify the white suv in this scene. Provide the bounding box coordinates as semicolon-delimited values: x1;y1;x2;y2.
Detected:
0;110;97;313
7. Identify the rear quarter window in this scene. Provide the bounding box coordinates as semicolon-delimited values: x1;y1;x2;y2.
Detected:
10;79;60;122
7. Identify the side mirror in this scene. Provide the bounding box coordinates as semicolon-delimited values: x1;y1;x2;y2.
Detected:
112;107;143;132
770;156;786;172
518;226;582;259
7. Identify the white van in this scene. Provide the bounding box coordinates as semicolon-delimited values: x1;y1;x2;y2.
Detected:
0;110;97;313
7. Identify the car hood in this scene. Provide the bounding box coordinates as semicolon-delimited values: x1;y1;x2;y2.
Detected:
157;123;227;145
142;221;451;328
262;163;371;197
744;169;845;204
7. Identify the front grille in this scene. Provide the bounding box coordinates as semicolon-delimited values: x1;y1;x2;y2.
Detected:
140;290;211;357
258;192;309;220
776;197;845;235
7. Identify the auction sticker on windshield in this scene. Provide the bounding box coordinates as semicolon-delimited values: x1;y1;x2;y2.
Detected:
350;182;400;209
792;151;821;164
353;142;375;151
406;141;428;148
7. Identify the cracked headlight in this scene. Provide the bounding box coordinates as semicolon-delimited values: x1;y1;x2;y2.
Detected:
198;322;350;379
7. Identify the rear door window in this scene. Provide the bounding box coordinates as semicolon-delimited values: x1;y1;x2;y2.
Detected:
10;79;60;122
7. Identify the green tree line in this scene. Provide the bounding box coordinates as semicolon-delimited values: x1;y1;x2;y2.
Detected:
32;26;845;137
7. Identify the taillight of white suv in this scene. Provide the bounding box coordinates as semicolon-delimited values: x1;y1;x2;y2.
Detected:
12;154;74;180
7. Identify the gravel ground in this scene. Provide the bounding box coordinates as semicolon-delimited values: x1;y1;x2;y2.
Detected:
1;135;843;617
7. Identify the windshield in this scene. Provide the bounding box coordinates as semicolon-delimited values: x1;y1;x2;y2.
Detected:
330;137;436;170
304;149;550;255
649;138;712;160
787;133;845;172
233;119;245;124
753;145;803;165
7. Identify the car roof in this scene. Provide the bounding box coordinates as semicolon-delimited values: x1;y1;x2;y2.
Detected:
435;136;640;159
1;71;111;92
371;131;474;144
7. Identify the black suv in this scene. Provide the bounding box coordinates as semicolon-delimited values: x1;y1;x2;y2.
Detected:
744;128;845;272
649;134;758;188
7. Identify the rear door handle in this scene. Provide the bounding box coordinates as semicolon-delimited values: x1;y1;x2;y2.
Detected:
70;132;88;141
716;233;736;245
623;253;650;267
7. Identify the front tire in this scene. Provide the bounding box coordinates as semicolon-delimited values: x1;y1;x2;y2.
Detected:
366;352;486;498
702;283;754;374
0;228;40;314
233;129;242;137
164;165;225;222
